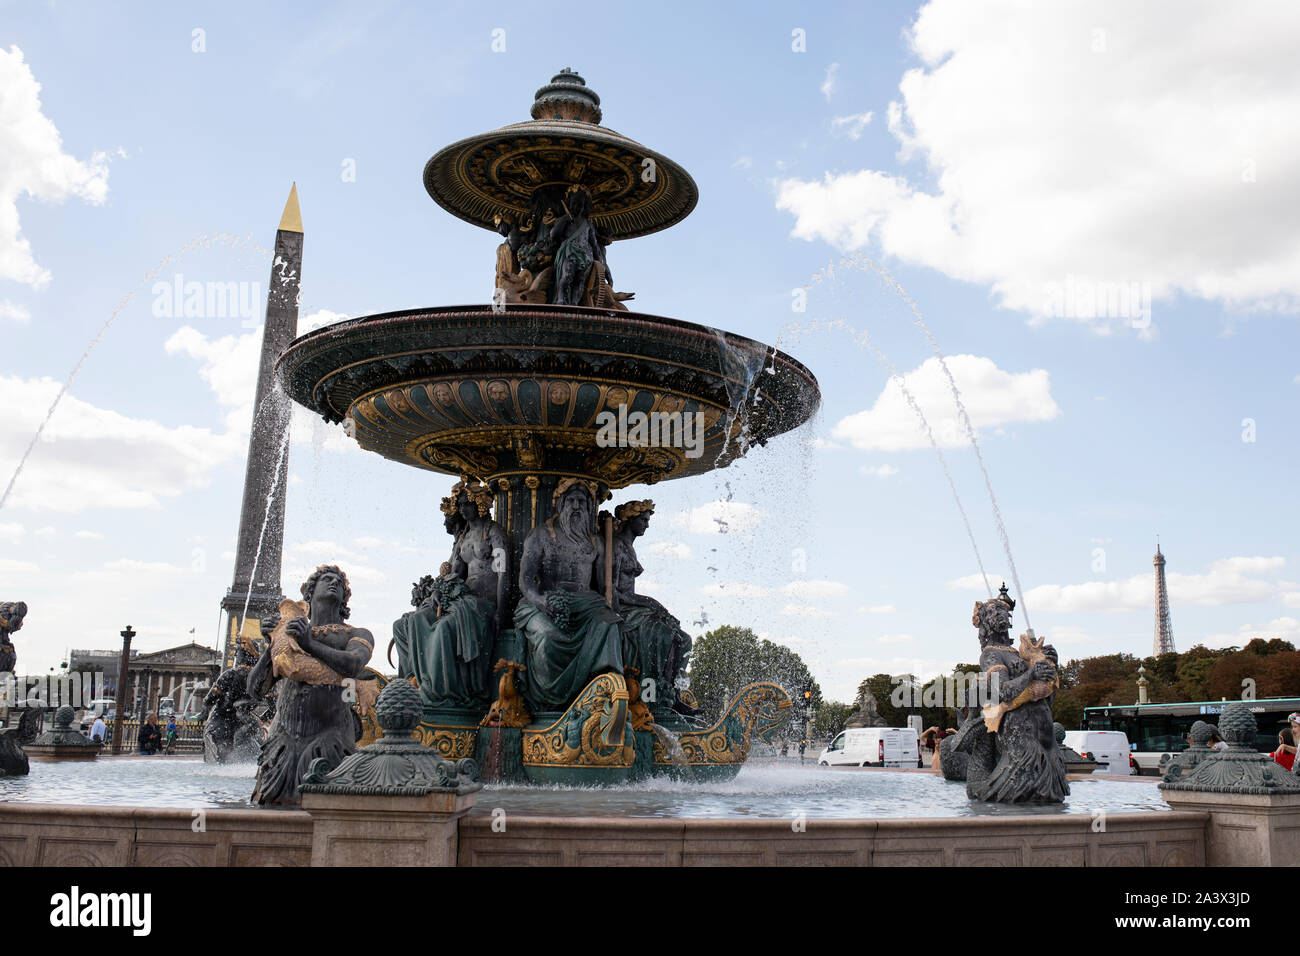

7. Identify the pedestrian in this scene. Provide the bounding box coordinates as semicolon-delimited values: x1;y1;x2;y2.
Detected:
798;738;806;763
1209;730;1229;753
164;716;178;754
138;714;160;755
89;713;106;745
1272;727;1295;771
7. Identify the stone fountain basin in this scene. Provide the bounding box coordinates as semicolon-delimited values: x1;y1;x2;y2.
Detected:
276;305;820;488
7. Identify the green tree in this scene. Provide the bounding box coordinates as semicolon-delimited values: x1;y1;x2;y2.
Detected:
687;625;820;721
1052;688;1084;729
813;701;854;739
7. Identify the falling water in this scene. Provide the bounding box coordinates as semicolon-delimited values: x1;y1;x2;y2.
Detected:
648;723;690;770
711;330;771;470
859;257;1031;628
238;384;292;631
849;322;993;599
0;233;271;514
774;311;993;600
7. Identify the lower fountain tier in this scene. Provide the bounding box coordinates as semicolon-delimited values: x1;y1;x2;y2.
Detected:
276;304;820;488
354;674;793;786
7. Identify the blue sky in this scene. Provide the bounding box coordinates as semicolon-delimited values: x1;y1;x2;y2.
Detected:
3;0;1298;703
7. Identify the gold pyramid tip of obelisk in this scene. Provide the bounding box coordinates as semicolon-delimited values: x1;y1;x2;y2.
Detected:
278;183;303;233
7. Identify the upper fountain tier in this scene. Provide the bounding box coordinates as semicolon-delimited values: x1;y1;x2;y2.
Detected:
423;68;698;241
277;70;819;492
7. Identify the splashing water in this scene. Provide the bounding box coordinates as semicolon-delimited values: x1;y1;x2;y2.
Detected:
648;723;690;769
850;321;993;599
857;256;1031;628
0;233;272;514
774;312;993;600
239;384;292;632
711;329;771;470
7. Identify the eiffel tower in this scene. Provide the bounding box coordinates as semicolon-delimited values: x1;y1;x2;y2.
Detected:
1153;540;1175;656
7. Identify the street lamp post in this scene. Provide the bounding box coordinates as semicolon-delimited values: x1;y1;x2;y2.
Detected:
110;625;134;756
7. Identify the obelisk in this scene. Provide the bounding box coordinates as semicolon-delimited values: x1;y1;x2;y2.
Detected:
219;185;302;665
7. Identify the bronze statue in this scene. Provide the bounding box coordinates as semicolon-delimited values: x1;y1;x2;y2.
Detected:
942;585;1068;803
0;601;26;674
201;635;266;763
515;479;637;712
247;565;375;806
0;601;29;776
610;500;696;715
392;481;503;710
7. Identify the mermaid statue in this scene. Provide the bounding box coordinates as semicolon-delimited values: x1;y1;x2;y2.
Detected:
392;479;504;711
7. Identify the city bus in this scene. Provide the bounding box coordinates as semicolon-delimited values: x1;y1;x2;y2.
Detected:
1082;697;1300;775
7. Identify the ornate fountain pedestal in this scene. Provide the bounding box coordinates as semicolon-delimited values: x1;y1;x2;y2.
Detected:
1161;702;1300;866
24;707;101;763
302;680;481;866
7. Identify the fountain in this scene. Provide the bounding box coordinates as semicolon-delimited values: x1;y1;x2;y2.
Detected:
277;70;818;786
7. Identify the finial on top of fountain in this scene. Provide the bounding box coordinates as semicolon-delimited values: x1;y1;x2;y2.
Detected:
531;69;602;124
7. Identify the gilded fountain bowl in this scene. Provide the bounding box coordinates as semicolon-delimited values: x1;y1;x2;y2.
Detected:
276;304;820;489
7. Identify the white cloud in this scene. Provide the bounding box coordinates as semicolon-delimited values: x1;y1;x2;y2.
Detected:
0;300;30;322
776;1;1300;323
0;46;112;288
809;437;845;451
996;555;1290;613
781;579;849;600
73;530;103;540
669;500;763;535
947;572;1006;591
876;633;915;645
0;522;22;544
820;62;839;101
780;603;836;619
833;355;1059;451
0;376;241;512
857;604;897;615
700;581;771;598
164;325;261;432
1204;616;1300;649
648;541;692;560
859;464;899;478
165;310;354;451
831;111;873;140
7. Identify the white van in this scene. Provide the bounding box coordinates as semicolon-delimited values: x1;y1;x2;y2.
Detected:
1062;730;1135;775
819;728;921;768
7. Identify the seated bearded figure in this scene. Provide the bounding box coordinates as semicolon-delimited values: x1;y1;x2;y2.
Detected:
610;500;696;716
514;479;638;712
392;480;503;711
